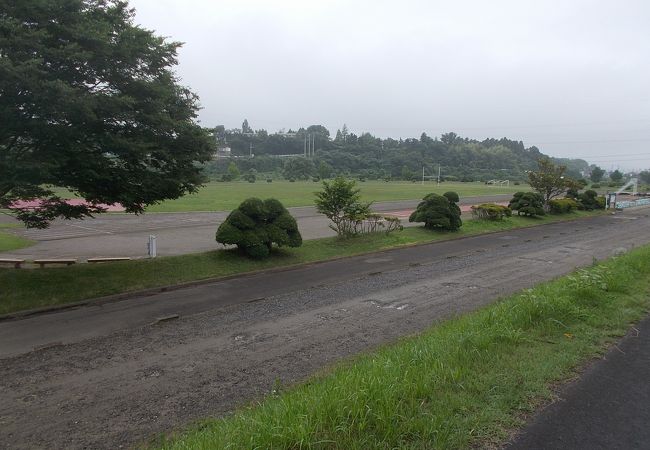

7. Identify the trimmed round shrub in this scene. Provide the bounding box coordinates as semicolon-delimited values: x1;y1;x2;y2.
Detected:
508;192;545;217
409;192;462;231
577;190;605;211
591;183;600;188
215;198;302;258
443;191;459;203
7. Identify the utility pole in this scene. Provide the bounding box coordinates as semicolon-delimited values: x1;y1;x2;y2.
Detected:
249;142;254;158
437;165;441;186
303;134;307;157
422;166;425;185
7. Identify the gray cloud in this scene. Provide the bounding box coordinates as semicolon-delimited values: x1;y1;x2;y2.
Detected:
129;0;650;171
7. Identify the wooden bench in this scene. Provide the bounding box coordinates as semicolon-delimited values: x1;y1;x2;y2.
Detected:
0;258;25;269
87;257;131;263
33;259;77;268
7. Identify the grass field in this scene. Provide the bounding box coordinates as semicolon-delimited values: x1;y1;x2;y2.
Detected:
144;181;525;212
156;245;650;450
48;180;526;212
0;224;33;252
0;211;600;315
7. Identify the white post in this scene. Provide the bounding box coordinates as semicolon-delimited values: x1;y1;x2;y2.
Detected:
437;165;441;185
422;166;425;185
148;235;157;258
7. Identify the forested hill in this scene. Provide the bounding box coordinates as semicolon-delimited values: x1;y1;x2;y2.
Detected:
208;125;589;182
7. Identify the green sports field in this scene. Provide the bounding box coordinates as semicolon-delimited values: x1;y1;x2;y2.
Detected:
0;224;33;252
146;181;526;212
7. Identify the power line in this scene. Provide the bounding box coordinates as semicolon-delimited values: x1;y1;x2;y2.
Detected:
568;152;650;158
535;137;650;145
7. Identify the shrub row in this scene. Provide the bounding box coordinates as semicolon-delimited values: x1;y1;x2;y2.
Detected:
549;198;578;214
470;203;512;220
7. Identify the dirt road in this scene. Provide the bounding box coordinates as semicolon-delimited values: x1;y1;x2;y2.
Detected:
1;209;649;449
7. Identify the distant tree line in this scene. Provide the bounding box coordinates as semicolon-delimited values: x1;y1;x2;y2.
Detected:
205;123;591;182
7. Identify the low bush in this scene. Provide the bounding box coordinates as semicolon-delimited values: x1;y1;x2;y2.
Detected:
549;198;578;214
215;198;302;258
565;188;579;199
355;214;404;235
471;203;512;220
508;192;545;217
577;190;605;211
591;183;601;188
409;192;462;231
382;216;403;234
266;178;273;183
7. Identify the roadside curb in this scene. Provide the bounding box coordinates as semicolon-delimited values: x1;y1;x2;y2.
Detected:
0;212;610;322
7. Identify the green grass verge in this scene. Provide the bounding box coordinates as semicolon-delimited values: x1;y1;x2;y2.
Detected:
142;181;525;212
0;211;602;315
46;181;526;212
0;224;34;252
155;245;650;450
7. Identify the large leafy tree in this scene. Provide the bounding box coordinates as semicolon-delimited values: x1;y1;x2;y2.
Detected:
609;169;623;183
639;170;650;185
590;166;605;183
528;158;574;208
282;157;314;180
0;0;214;227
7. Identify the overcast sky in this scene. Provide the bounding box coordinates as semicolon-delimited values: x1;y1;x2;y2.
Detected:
129;0;650;171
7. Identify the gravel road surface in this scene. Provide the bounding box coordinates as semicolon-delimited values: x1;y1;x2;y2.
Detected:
1;208;649;449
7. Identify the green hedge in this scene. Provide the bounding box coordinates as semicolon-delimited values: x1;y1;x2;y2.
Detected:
470;203;512;220
549;198;579;214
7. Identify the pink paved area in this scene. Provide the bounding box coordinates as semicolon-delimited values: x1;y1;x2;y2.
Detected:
10;199;125;212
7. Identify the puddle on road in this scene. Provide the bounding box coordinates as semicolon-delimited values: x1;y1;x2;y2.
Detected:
363;257;393;264
316;308;349;321
365;299;409;310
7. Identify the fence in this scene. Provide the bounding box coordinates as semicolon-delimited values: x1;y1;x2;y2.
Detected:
615;198;650;209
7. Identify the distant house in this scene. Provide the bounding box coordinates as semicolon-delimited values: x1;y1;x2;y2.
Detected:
214;146;231;159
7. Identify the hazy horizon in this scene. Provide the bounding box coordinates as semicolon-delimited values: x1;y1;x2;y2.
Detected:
129;0;650;172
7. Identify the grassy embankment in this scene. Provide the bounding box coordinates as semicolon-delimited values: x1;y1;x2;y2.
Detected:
0;224;33;252
1;210;601;315
156;245;650;450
